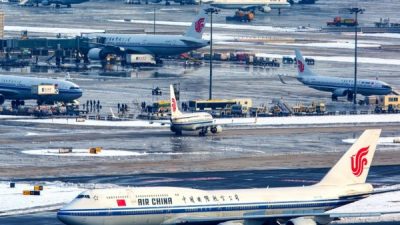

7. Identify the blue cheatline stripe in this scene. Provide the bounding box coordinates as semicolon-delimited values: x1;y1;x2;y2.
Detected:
0;84;80;94
58;199;357;217
173;121;213;126
304;82;388;92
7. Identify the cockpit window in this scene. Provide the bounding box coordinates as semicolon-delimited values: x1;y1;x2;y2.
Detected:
77;194;90;199
70;86;80;90
382;85;391;89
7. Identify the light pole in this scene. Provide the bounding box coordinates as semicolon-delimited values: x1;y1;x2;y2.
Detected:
205;7;220;100
348;7;365;105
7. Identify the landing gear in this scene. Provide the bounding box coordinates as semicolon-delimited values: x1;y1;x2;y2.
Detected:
175;130;182;135
67;4;71;8
199;127;208;136
11;100;25;109
331;94;338;101
347;92;354;102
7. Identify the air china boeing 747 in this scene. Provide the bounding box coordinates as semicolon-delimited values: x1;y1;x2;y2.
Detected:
58;129;393;225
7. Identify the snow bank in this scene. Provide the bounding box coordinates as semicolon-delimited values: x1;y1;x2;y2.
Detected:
343;137;400;146
9;118;170;128
4;26;105;36
22;149;143;157
329;190;400;223
9;114;400;128
0;181;84;216
108;19;318;33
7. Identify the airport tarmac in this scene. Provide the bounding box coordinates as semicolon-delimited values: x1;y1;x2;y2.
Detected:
0;0;400;224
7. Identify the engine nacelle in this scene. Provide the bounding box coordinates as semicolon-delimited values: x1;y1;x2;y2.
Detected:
286;217;317;225
210;125;222;134
0;94;5;105
88;48;107;60
333;88;350;97
259;5;272;13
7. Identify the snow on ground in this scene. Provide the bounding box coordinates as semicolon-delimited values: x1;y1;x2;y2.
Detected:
22;149;143;157
0;115;33;120
108;19;319;33
343;137;400;146
0;181;84;216
256;52;400;66
9;118;170;128
4;26;105;36
9;114;400;128
329;190;400;223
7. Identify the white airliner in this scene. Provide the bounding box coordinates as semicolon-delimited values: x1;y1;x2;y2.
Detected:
208;0;290;13
287;49;394;101
58;129;394;225
86;7;209;60
168;85;222;135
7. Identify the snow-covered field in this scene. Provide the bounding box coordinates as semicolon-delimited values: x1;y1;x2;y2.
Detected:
329;189;400;223
0;182;84;217
8;114;400;128
343;137;400;146
22;149;142;157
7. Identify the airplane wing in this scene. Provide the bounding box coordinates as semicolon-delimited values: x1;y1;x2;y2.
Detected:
0;88;20;97
162;189;400;225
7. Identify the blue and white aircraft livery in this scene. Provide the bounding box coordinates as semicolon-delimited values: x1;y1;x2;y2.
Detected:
87;7;209;60
294;49;394;101
0;75;82;106
58;129;396;225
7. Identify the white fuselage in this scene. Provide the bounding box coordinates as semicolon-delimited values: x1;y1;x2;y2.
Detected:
89;34;208;57
0;75;82;102
299;75;393;96
171;112;214;131
58;184;373;225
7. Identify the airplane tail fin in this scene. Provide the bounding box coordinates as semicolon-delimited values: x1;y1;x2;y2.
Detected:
294;49;315;77
170;85;183;119
317;129;381;186
184;6;208;39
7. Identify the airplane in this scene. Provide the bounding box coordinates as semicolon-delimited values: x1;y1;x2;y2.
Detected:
206;0;291;14
168;84;222;135
58;129;399;225
0;74;83;107
85;7;209;61
281;49;394;101
18;0;89;8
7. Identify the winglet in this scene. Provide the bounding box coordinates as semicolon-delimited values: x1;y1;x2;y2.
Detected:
317;129;381;186
170;85;183;119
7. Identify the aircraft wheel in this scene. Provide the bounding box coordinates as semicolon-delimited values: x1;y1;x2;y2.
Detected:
175;130;182;136
331;94;338;101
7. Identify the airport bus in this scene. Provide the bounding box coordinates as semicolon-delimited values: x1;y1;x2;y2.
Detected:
188;99;252;112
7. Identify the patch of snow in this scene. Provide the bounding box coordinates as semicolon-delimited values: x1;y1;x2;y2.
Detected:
343;137;400;146
22;149;143;157
4;26;105;36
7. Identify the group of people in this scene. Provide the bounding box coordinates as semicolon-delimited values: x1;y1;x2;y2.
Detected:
82;100;102;113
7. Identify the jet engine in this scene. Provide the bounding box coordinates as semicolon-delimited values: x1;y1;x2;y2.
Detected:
210;125;222;134
286;217;317;225
333;88;350;97
259;5;272;13
88;48;107;60
41;0;50;5
0;94;5;105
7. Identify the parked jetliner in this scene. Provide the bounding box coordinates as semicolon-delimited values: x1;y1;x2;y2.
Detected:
168;85;221;135
86;7;209;60
207;0;290;13
290;49;393;101
19;0;89;8
58;129;393;225
0;75;82;107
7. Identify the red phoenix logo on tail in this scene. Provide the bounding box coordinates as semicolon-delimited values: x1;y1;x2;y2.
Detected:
297;60;304;73
195;18;205;33
171;98;177;112
351;146;369;177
